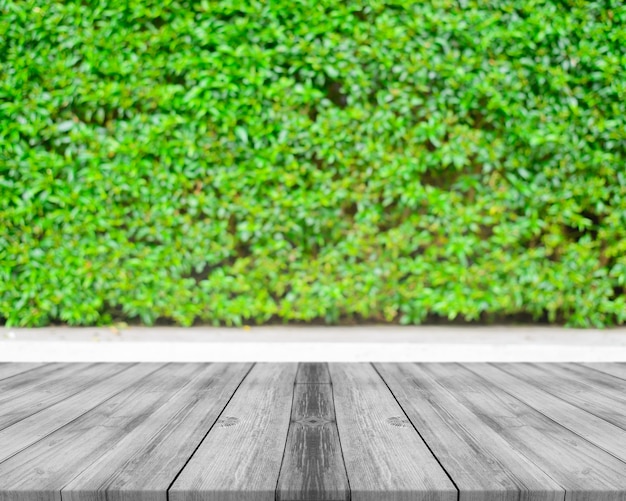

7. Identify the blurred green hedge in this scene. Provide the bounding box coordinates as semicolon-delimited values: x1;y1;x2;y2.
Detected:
1;0;625;327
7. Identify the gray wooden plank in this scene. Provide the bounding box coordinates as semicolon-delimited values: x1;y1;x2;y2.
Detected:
540;363;626;401
0;364;210;501
0;363;162;462
0;363;131;430
0;363;73;395
169;363;298;501
277;363;349;501
0;363;46;381
492;363;626;431
375;363;563;501
580;363;626;381
431;363;626;501
468;363;626;463
296;362;331;384
62;363;252;501
328;363;457;501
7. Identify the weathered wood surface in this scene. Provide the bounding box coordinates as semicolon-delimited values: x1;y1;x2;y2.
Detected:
0;363;128;430
581;362;626;380
0;363;185;501
375;363;563;501
0;363;161;462
0;364;88;429
169;363;298;501
0;363;72;393
0;363;45;382
476;363;626;459
1;362;626;501
62;363;252;501
538;363;626;403
492;363;626;430
329;363;457;501
277;363;349;501
427;364;626;501
296;362;331;384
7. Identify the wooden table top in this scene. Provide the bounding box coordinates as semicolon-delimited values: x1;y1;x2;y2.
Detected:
1;362;625;501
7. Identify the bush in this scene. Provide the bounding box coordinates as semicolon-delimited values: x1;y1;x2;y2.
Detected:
1;0;625;327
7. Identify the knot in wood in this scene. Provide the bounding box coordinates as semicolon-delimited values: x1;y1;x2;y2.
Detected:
386;416;410;427
296;416;331;427
217;416;239;427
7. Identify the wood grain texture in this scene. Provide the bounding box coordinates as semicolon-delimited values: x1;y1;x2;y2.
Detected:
0;363;130;430
0;363;73;398
296;363;331;384
0;363;45;381
0;363;203;501
277;364;349;501
0;363;159;462
375;363;563;501
580;363;626;380
62;363;252;501
432;363;626;501
470;363;626;462
169;363;298;501
541;363;626;400
1;362;626;501
329;363;457;501
493;363;626;431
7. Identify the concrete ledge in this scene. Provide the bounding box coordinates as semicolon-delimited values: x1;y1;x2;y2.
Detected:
2;326;626;362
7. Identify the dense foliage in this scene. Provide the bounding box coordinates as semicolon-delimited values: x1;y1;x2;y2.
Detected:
1;0;625;327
